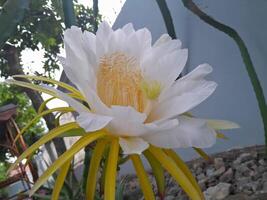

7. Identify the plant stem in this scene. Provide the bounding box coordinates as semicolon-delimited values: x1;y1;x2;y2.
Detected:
182;0;267;154
155;0;177;39
62;0;76;28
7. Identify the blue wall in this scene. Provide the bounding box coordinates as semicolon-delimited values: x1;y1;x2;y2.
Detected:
113;0;267;172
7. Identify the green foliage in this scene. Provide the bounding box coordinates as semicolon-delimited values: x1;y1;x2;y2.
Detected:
0;84;44;162
75;4;101;32
0;0;29;48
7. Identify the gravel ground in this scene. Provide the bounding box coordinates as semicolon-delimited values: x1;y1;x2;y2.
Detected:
122;145;267;200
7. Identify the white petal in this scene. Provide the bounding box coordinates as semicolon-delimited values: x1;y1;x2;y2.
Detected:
150;80;217;121
135;27;152;51
96;21;113;43
106;106;178;137
82;86;111;115
122;23;135;35
142;48;187;90
44;86;112;132
143;116;216;149
153;34;171;47
96;21;113;60
106;106;147;136
206;119;240;130
153;34;182;51
110;106;147;122
77;112;112;132
62;27;97;91
107;29;126;53
44;85;89;113
179;63;213;81
119;137;149;155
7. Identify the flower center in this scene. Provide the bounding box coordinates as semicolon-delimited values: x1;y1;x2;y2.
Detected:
97;53;146;112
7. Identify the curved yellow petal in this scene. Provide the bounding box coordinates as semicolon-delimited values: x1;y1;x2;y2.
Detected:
51;158;72;200
13;107;74;143
217;132;229;140
149;146;202;200
104;138;119;200
143;150;165;198
193;147;211;161
8;122;79;173
6;79;57;96
164;149;204;199
131;154;155;200
206;119;239;130
12;75;85;100
86;139;108;200
29;131;106;196
38;97;56;114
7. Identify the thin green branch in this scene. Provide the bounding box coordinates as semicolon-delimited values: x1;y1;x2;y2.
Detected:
93;0;99;33
182;0;267;152
155;0;177;39
62;0;76;28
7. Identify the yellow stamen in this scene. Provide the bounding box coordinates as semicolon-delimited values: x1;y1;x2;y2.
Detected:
141;80;162;100
97;52;146;112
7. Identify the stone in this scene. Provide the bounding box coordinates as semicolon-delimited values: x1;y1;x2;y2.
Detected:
204;182;231;200
214;157;225;169
197;173;206;181
262;181;267;192
206;168;215;177
168;186;179;195
220;168;233;182
236;177;252;191
165;195;176;200
258;159;266;166
262;172;267;181
238;153;253;163
225;193;250;200
213;166;226;177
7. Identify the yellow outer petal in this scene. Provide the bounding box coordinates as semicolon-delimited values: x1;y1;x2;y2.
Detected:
206;119;239;130
38;97;56;114
8;122;79;173
12;75;85;100
6;79;58;96
104;138;119;200
14;107;74;143
29;131;106;196
193;147;211;161
143;150;165;197
217;132;229;140
86;139;108;200
130;155;155;200
164;149;204;199
149;146;202;200
51;158;72;200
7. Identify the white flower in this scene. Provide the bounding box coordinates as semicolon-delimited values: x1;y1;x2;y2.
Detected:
53;21;233;154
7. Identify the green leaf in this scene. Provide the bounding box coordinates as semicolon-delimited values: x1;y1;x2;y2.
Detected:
0;0;29;48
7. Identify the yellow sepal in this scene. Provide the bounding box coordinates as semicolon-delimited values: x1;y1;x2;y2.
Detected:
143;150;165;197
86;139;108;200
131;154;155;200
12;75;85;100
14;107;74;143
51;158;72;200
29;131;106;196
9;122;79;173
164;149;204;199
149;146;203;200
104;138;119;200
